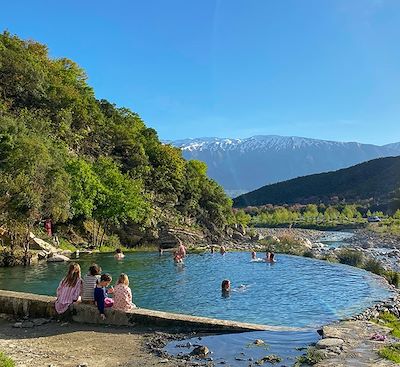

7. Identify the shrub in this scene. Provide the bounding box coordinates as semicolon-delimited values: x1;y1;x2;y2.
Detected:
363;258;385;276
337;249;364;267
0;352;15;367
378;343;400;363
383;270;400;288
302;250;314;258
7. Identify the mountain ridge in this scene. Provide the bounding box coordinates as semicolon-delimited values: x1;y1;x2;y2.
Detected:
233;155;400;209
167;135;400;195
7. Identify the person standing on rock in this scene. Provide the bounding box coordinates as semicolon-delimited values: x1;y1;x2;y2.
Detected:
44;219;52;237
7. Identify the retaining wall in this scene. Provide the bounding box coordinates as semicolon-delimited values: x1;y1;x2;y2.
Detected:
0;289;295;332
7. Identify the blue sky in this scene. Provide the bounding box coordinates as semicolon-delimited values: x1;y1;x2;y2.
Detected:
1;0;400;144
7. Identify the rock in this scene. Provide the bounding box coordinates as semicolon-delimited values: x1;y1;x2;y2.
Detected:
159;359;169;363
29;232;58;253
237;224;246;235
32;318;51;326
301;238;313;249
38;250;49;260
13;322;23;328
21;321;34;328
255;354;282;364
232;231;244;240
47;254;70;262
190;345;209;357
316;338;344;349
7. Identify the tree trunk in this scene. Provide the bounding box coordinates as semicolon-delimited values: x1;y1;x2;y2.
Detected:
99;220;109;249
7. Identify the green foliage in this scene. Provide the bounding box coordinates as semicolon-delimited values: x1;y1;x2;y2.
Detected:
234;156;400;208
337;249;364;267
234;209;251;227
363;258;385;275
294;348;324;366
376;312;400;338
0;352;15;367
0;31;234;251
383;270;400;288
250;204;365;228
379;344;400;363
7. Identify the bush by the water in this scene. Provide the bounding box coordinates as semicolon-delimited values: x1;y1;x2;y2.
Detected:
379;344;400;364
337;249;364;267
260;233;308;256
362;258;385;275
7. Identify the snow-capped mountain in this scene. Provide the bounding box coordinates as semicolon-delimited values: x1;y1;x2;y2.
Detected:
167;135;400;196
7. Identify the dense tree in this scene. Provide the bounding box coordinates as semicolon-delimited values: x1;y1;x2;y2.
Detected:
0;31;235;254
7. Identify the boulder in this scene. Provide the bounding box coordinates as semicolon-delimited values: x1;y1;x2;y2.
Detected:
232;231;244;240
316;338;344;349
190;345;209;357
29;233;58;253
47;254;70;262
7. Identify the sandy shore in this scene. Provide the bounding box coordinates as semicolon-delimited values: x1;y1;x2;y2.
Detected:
0;316;186;367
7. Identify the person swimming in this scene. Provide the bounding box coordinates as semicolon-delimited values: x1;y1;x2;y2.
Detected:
114;248;125;260
221;279;230;297
265;252;276;263
220;246;226;255
251;251;263;262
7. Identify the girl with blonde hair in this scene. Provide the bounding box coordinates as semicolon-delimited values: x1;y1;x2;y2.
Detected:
55;263;82;314
112;273;136;312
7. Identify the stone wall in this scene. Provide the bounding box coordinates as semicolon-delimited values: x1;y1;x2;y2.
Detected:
0;289;289;333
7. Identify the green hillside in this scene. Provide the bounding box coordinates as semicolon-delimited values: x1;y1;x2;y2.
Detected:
0;32;234;251
234;156;400;209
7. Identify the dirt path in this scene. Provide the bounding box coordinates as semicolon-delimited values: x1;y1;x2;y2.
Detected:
0;318;179;367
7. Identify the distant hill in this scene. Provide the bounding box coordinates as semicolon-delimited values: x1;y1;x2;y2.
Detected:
168;136;400;196
233;156;400;208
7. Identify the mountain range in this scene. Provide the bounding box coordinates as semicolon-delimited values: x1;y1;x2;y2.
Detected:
168;136;400;196
233;156;400;209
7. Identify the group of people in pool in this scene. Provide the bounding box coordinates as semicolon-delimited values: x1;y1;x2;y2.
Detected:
54;261;136;320
55;242;276;317
251;250;276;263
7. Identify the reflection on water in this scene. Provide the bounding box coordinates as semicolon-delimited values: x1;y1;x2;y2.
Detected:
0;252;392;327
165;329;320;367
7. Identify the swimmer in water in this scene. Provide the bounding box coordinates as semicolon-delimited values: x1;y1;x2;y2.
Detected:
265;252;276;263
251;251;257;260
114;248;125;260
176;238;186;259
220;246;226;255
221;279;230;297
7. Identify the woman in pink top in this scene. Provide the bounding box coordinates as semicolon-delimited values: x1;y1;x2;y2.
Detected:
55;263;82;314
113;273;136;312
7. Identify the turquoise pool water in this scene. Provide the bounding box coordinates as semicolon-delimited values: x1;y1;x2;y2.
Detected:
0;252;392;328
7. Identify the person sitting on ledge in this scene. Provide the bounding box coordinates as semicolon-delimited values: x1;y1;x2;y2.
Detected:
94;273;114;320
81;263;101;304
113;273;136;312
55;263;82;314
114;248;125;260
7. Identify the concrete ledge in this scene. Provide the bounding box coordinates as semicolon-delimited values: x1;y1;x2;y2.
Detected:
0;289;301;332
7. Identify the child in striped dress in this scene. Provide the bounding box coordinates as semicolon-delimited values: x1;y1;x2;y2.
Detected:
55;263;82;314
113;273;136;312
82;264;102;303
